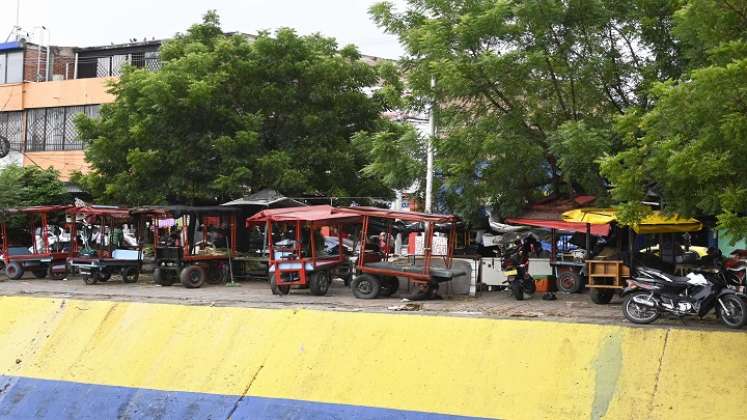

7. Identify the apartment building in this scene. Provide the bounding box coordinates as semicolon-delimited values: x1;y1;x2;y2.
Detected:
0;38;161;180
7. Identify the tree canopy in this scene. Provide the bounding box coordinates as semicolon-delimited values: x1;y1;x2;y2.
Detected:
601;0;747;236
368;0;684;221
0;164;68;211
75;11;397;205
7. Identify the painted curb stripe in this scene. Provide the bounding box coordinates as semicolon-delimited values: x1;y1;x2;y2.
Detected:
0;375;489;420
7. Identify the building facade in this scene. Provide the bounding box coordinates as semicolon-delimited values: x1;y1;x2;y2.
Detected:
0;39;161;180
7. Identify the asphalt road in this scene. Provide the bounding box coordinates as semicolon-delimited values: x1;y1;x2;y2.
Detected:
0;272;736;331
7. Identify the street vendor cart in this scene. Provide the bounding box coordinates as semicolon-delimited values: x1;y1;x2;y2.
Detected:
247;205;360;296
562;208;703;304
130;206;239;288
66;206;142;285
1;205;73;280
338;207;464;300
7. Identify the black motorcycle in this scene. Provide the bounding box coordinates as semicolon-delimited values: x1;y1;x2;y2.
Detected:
622;266;747;329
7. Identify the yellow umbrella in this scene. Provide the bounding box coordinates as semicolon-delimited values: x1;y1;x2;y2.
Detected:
562;208;702;234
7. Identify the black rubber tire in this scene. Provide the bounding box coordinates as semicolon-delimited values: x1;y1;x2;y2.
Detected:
622;291;660;324
351;274;380;299
180;265;206;289
96;270;111;282
591;288;615;304
378;276;399;297
309;270;331;296
84;274;97;285
511;278;524;301
5;262;24;280
717;294;747;329
556;270;583;293
121;267;139;283
270;278;291;295
153;267;175;286
49;266;66;281
32;269;48;279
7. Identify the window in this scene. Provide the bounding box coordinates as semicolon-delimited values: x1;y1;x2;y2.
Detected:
25;105;101;152
5;52;22;83
0;54;6;84
0;111;23;150
0;51;23;84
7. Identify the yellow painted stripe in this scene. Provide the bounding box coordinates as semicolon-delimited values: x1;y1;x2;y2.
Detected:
0;295;745;419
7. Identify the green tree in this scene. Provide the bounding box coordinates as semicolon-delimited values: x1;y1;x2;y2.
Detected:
75;11;395;205
601;0;747;237
369;0;683;217
0;165;68;210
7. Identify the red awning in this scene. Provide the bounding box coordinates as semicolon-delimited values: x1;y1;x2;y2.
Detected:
505;218;610;237
246;205;361;226
337;206;459;223
67;206;130;218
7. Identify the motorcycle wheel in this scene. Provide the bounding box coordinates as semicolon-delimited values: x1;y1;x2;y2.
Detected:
511;278;524;301
716;294;747;329
622;291;660;324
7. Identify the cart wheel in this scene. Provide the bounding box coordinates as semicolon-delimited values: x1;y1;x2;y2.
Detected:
121;267;139;283
96;270;111;282
556;270;583;293
378;276;399;297
84;275;97;285
351;274;380;299
511;278;525;301
180;265;206;289
153;268;175;286
49;267;66;281
32;269;48;279
309;270;331;296
590;289;614;304
5;262;24;280
270;279;291;295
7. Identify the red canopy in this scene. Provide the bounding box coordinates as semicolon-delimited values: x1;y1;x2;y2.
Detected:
505;217;610;237
246;205;361;226
67;206;130;219
337;206;459;223
3;205;72;214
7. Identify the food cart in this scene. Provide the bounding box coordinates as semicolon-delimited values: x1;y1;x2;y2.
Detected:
66;206;142;285
1;205;73;280
503;217;611;293
338;207;463;299
130;206;239;288
562;208;703;304
246;205;361;295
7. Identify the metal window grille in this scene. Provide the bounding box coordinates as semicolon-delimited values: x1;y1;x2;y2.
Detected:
96;57;110;77
46;107;66;151
0;111;23;151
23;105;99;152
144;51;161;72
26;109;47;152
63;106;85;149
111;55;128;77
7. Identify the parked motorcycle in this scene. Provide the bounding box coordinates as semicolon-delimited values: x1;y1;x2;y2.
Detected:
501;250;536;300
622;266;747;329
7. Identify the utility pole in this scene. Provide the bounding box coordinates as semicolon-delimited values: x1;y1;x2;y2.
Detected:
424;76;436;213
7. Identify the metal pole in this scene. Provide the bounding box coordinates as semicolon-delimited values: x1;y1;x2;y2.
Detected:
45;29;51;81
424;76;436;214
73;53;78;79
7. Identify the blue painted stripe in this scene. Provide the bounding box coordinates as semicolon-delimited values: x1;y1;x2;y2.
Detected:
0;376;492;419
